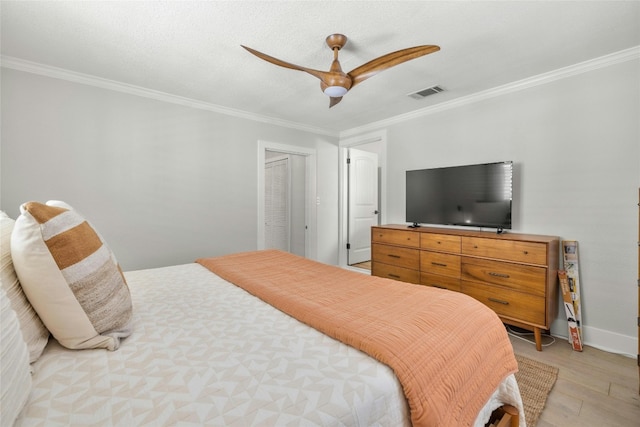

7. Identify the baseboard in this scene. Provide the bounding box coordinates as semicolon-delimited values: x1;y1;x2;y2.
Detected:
553;325;637;358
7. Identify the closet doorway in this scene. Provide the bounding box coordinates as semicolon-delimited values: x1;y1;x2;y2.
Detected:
264;152;305;255
257;141;317;260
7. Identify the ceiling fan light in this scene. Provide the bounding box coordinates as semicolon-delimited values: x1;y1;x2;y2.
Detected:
323;86;348;97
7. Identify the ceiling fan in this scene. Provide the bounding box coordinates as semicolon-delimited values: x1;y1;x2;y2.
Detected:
241;34;440;108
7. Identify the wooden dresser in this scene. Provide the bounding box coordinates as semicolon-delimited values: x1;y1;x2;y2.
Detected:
372;224;559;351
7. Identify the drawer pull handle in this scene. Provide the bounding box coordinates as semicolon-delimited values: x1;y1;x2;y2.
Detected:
523;251;529;255
488;297;510;305
432;262;447;267
431;284;446;289
387;254;401;258
388;274;400;279
489;272;510;279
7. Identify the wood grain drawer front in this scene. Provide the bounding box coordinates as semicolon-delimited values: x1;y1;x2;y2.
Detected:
420;233;461;253
420;251;461;278
372;228;419;247
462;281;546;326
372;263;420;284
420;272;461;292
461;257;546;297
372;244;419;270
462;237;547;265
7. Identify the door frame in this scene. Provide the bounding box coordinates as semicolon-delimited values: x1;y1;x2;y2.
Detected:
257;140;317;260
338;130;387;268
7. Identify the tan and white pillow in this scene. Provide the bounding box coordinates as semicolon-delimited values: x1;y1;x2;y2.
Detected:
11;201;132;350
0;211;49;363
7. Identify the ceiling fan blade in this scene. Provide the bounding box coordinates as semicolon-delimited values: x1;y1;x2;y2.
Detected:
348;45;440;88
241;45;329;82
329;96;343;108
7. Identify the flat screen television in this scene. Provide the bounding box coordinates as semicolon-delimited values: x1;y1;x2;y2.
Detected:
406;161;513;231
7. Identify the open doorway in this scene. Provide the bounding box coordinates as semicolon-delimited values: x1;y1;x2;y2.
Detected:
257;141;317;260
339;131;387;270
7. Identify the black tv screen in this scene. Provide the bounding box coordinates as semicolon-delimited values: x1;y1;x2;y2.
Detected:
406;161;513;230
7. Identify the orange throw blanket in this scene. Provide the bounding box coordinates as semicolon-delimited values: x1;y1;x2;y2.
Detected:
197;250;517;427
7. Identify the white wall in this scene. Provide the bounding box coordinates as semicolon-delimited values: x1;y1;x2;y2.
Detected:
378;58;639;355
0;68;339;269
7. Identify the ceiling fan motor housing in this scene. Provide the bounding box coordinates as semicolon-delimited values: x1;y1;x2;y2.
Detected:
321;69;352;93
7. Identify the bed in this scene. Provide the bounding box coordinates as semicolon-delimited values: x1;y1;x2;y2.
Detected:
2;202;526;427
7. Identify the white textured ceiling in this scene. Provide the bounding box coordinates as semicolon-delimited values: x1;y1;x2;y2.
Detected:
2;1;639;134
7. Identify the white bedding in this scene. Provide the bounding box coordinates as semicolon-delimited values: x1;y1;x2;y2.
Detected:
15;263;523;426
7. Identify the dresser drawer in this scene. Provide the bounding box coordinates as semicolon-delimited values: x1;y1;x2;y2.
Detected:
372;263;420;284
420;233;461;253
462;237;547;265
461;257;546;297
420;251;460;278
462;281;546;326
420;272;461;292
372;228;420;248
372;244;419;270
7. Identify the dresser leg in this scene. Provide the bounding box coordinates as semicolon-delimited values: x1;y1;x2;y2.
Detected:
534;327;542;351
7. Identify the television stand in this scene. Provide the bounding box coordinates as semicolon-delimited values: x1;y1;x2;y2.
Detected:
408;222;421;228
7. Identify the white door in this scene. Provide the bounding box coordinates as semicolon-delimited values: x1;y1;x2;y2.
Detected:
265;157;289;251
348;148;379;265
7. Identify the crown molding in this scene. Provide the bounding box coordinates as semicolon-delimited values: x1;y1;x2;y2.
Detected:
2;46;638;140
339;45;640;139
0;55;338;138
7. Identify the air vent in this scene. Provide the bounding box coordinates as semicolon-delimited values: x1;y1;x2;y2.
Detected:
408;85;444;100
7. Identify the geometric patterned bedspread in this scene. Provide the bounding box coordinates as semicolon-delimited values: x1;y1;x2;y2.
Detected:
15;263;522;426
16;263;410;426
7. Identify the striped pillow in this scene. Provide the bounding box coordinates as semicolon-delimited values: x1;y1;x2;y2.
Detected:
11;201;132;350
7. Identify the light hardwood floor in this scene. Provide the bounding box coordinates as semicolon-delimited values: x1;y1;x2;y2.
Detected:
349;261;372;270
508;332;639;427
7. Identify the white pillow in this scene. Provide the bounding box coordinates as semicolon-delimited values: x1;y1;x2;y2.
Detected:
0;284;32;426
0;211;49;363
11;201;132;350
